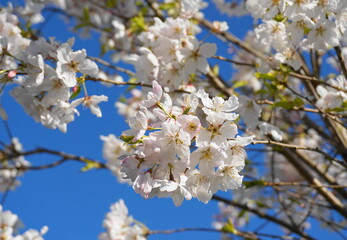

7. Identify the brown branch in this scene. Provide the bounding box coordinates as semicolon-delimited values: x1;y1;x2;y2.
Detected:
212;195;315;240
280;148;347;219
148;227;302;240
1;147;107;170
205;70;234;97
284;83;346;127
145;0;165;21
288;72;347;93
256;99;346;118
0;158;69;171
334;46;347;80
259;181;347;189
148;227;258;239
251;140;346;167
86;77;191;94
196;17;268;61
88;56;135;76
212;56;256;67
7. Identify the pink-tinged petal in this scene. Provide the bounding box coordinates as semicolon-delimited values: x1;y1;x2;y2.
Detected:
220;122;238;138
133;172;153;199
197;58;209;74
90;95;108;104
56;44;71;63
89;104;102;117
197;89;213;108
71;97;84;108
152;81;163;102
79;59;99;76
70;49;87;63
57;62;77;87
236;135;254;146
196;128;212;147
316;85;328;98
199;43;217;57
222;95;239;112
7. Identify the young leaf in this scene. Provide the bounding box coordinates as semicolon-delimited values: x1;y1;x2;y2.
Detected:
221;220;238;234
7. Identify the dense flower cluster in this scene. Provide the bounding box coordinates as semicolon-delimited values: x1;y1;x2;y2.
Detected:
0;138;29;192
99;199;147;240
119;81;252;206
0;6;107;133
1;0;347;238
100;134;133;184
0;205;48;240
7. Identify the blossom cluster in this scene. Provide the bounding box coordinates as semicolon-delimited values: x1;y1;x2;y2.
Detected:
99;199;147;240
129;14;216;91
227;0;347;113
118;81;252;206
0;6;107;133
316;75;347;111
0;138;29;192
0;205;48;240
100;134;133;184
248;0;345;52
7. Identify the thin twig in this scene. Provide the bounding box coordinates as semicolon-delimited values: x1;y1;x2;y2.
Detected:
334;46;347;80
212;56;256;67
212;195;315;240
196;17;267;61
88;56;135;76
280;148;347;219
86;77;191;94
288;72;347;93
258;181;347;189
1;147;107;169
148;227;257;239
251;140;346;167
256;99;346;118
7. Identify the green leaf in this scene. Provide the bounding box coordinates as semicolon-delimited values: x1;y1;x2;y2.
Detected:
212;65;219;75
273;13;286;22
264;81;278;96
125;78;138;92
274;100;295;110
293;97;304;107
303;26;311;35
255;72;277;82
106;0;117;8
183;107;191;115
328;101;347;112
81;160;101;172
254;200;270;208
118;96;127;103
221;220;238;234
159;2;176;10
243;180;266;188
83;6;90;23
120;135;143;144
274;97;305;110
238;209;247;218
73;23;88;31
233;80;249;89
120;135;135;143
100;43;108;56
130;14;146;34
70;84;81;100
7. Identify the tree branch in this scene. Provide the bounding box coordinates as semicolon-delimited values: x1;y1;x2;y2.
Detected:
212;195;315;240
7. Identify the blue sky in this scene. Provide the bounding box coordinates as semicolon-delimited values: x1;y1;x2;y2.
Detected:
0;2;232;239
0;1;340;239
